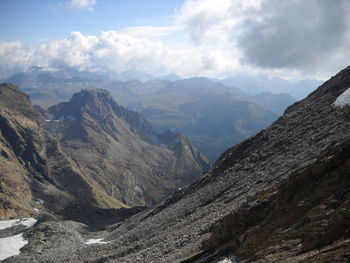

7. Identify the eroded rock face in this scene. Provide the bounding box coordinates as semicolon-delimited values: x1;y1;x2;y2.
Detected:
0;84;210;220
0;83;95;219
43;89;210;207
204;138;350;262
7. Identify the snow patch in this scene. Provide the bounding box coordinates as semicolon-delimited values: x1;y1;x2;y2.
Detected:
0;219;19;230
334;87;350;108
0;233;28;260
16;218;37;229
0;217;37;260
0;218;37;230
85;238;110;245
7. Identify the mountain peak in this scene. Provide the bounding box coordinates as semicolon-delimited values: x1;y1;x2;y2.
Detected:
41;88;211;207
72;89;115;109
46;89;121;120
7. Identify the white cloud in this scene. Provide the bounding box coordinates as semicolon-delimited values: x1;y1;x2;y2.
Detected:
175;0;350;79
121;26;181;38
0;31;211;77
1;0;349;80
67;0;96;10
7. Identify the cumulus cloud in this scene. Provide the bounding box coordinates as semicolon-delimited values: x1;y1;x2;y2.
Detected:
0;31;217;77
1;0;349;80
237;0;350;70
67;0;96;10
176;0;350;78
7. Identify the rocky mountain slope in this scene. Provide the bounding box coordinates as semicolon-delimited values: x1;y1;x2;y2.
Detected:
0;84;209;221
0;83;98;219
204;137;350;262
42;89;210;207
4;66;350;262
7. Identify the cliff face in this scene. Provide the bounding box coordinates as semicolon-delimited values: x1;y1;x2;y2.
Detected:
0;83;96;219
44;89;210;207
0;83;41;218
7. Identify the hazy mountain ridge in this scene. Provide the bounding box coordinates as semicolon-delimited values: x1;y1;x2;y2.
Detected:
5;67;293;161
221;75;323;100
127;80;281;161
251;92;296;114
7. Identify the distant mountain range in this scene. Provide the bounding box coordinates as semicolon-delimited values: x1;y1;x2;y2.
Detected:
124;79;281;161
221;74;323;100
4;65;323;99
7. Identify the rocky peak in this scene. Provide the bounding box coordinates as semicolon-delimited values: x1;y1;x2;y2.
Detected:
47;89;115;118
47;89;156;142
41;88;211;207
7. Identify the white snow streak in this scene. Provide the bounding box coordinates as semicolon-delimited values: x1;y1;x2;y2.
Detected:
0;219;19;230
0;218;37;230
85;238;110;244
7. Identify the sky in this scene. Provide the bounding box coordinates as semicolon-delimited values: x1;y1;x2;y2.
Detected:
1;0;350;80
